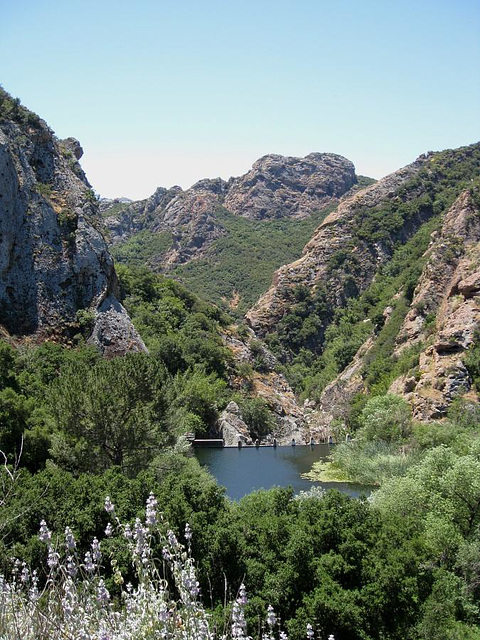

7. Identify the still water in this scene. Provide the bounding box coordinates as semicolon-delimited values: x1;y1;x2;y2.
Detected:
195;444;369;501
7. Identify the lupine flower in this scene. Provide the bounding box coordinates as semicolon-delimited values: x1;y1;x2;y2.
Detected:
66;555;78;578
306;623;314;639
47;548;60;569
237;583;247;605
28;570;39;602
104;496;115;513
1;494;317;640
61;577;76;617
133;518;149;562
65;526;76;550
181;563;200;597
39;519;51;543
162;546;171;561
232;601;247;638
146;493;158;526
20;563;29;583
97;579;110;605
83;551;95;572
328;636;335;640
105;522;113;537
266;605;277;628
91;537;102;564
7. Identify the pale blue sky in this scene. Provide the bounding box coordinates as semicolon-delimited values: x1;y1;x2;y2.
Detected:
2;0;479;199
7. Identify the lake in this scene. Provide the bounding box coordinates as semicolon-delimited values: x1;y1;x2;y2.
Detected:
195;444;370;501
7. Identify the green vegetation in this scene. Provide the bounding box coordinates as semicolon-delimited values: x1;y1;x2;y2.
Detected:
1;258;479;637
268;218;435;398
111;230;173;267
1;131;480;636
0;86;42;128
101;200;131;218
267;145;480;401
0;267;238;476
3;437;480;638
171;205;334;316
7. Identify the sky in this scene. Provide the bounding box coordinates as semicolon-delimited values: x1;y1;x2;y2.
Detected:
2;0;479;200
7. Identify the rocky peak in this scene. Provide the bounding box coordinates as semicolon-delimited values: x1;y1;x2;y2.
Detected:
190;177;229;196
102;151;358;268
223;152;356;220
0;89;145;356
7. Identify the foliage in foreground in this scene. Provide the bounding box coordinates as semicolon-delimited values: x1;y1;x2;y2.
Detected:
0;492;330;640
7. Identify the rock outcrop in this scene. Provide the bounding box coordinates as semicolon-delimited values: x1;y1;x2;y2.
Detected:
246;156;429;336
389;190;480;419
102;153;357;267
223;153;356;220
214;401;252;447
0;90;146;355
223;327;313;444
311;189;480;433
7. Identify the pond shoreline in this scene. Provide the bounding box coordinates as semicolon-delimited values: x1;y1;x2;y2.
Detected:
194;444;370;500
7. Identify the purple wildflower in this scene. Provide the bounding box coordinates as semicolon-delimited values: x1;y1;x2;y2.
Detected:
39;520;51;544
65;526;76;550
104;496;115;514
266;605;276;628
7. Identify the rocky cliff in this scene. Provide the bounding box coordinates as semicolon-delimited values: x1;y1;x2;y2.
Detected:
220;327;311;444
389;190;480;420
296;182;480;437
103;152;357;267
223;152;356;220
245;155;430;335
241;142;480;435
303;188;480;436
0;89;146;356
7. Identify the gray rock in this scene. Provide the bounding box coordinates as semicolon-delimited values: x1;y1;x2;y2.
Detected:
0;96;144;356
102;152;357;268
89;296;148;358
224;152;356;220
215;401;252;447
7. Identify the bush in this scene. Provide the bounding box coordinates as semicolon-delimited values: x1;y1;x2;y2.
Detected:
358;394;412;443
237;397;276;440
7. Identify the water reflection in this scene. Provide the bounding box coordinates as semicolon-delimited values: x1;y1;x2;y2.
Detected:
194;444;369;501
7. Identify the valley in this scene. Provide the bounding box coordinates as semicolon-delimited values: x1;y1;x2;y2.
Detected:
1;87;480;639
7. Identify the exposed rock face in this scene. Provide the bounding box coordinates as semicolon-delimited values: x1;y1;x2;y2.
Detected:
223;153;356;220
245;157;429;336
223;328;312;444
0;94;145;355
103;186;183;244
389;191;480;419
310;336;377;438
214;401;252;447
312;190;480;432
89;296;147;358
103;153;357;268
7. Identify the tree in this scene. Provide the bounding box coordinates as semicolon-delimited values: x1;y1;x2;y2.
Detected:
49;354;168;475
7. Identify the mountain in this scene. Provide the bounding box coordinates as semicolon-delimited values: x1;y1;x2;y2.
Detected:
102;152;368;314
246;142;480;431
0;88;145;356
